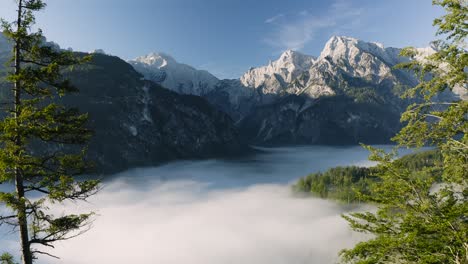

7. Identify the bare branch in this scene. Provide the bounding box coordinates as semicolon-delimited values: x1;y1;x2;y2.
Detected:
31;250;60;259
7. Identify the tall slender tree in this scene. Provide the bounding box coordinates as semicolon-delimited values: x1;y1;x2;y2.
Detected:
0;1;99;263
341;0;467;263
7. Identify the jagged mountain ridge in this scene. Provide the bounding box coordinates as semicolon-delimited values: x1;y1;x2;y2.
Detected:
240;50;316;92
131;36;439;118
130;36;454;145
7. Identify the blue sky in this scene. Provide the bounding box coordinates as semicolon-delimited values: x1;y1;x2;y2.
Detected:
0;0;443;79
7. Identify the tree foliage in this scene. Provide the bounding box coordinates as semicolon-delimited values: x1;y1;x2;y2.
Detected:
0;253;17;264
295;151;442;204
294;166;376;203
0;1;99;263
340;0;467;263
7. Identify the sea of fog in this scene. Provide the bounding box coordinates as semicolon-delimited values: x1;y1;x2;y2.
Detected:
0;145;409;264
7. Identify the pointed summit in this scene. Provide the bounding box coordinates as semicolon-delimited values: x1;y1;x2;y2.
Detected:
240;49;315;88
319;35;402;66
132;52;177;69
279;49;313;62
279;49;295;58
319;35;359;60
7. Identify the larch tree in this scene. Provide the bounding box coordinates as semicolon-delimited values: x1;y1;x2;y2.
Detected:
340;0;467;263
0;1;100;263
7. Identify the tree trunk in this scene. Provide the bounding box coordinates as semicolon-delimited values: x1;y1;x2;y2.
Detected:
14;0;33;263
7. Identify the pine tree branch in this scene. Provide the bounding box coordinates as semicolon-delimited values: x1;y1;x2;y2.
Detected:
20;59;49;67
24;186;49;195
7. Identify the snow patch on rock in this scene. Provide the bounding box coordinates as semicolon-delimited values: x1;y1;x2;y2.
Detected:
141;85;152;123
128;125;138;136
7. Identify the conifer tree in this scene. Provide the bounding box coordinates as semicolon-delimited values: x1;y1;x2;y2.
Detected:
0;1;100;263
1;253;17;264
341;0;467;263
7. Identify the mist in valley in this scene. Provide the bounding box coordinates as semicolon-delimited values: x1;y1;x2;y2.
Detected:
1;146;405;264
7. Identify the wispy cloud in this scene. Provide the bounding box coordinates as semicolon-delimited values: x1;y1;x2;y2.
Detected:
263;0;365;51
264;14;285;24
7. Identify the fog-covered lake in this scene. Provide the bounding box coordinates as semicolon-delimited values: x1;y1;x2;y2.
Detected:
1;145;406;264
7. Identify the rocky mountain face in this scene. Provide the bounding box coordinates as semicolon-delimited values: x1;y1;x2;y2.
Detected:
132;36;466;146
231;36;416;145
64;54;247;173
214;36;418;115
238;94;401;145
240;50;316;94
0;36;247;173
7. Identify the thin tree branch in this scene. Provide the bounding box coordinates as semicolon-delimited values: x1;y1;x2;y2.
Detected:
31;250;60;259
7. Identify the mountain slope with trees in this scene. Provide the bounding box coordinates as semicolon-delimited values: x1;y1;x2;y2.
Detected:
62;53;247;173
0;40;248;174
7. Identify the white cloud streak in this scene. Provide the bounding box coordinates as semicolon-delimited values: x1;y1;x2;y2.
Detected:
264;0;365;50
265;14;285;24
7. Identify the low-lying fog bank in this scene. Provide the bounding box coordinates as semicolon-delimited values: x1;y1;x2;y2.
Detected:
1;146;402;264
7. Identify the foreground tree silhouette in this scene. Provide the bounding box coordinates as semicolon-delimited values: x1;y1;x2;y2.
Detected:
341;0;467;263
0;1;99;263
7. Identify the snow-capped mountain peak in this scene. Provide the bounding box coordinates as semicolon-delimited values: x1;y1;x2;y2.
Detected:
133;52;176;68
128;36;458;109
320;35;390;61
240;49;315;89
278;49;316;68
316;35;407;80
129;52;219;95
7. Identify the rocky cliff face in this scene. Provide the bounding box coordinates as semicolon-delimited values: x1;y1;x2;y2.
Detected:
238;94;401;145
240;50;316;93
235;37;401;144
213;36;417;109
69;54;248;173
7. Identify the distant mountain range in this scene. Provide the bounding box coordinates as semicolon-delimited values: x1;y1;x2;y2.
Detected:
0;34;465;172
128;36;419;100
129;36;465;145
